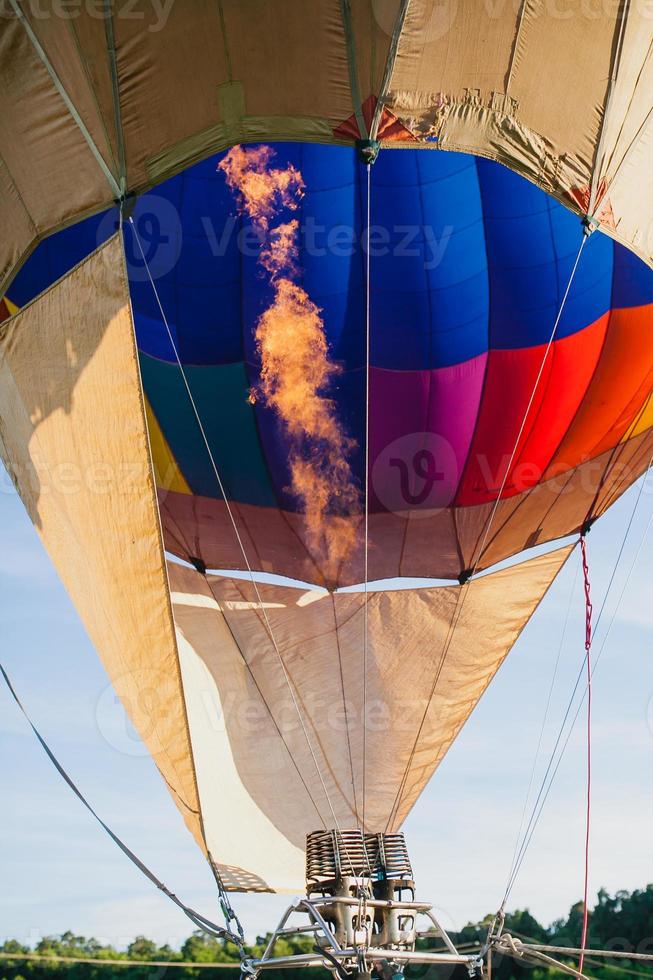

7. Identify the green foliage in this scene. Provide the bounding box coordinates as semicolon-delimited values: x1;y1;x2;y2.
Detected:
1;886;652;980
443;884;653;980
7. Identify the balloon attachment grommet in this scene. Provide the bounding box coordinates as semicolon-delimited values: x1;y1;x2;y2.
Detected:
356;139;381;165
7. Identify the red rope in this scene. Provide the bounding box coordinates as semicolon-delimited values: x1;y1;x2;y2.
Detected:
578;535;593;978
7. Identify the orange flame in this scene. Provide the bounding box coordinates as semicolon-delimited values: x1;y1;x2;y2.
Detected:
219;146;360;576
260;220;300;279
218;145;304;232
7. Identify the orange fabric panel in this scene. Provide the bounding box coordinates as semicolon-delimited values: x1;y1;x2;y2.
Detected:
547;304;653;477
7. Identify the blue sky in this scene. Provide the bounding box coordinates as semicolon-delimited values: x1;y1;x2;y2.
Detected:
1;463;652;950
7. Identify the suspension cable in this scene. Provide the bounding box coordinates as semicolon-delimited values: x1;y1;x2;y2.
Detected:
470;228;590;577
498;938;597;980
0;662;246;952
505;557;581;889
126;218;359;876
589;479;653;670
578;535;593;979
492;936;653;980
0;953;238;969
385;226;591;831
502;459;653;903
513;943;653;964
362;160;371;836
503;926;653;965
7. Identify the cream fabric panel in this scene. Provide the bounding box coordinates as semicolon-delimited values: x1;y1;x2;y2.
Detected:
386;545;572;825
0;1;364;288
0;237;203;852
591;11;653;259
592;10;653;185
168;546;571;891
385;1;615;201
18;2;119;173
506;2;614;177
0;159;37;290
382;2;653;260
4;0;653;279
171;572;308;893
0;3;116;288
387;0;521;98
108;0;391;182
220;1;353;122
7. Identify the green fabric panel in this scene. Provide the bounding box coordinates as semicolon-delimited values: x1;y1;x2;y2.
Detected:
139;354;278;508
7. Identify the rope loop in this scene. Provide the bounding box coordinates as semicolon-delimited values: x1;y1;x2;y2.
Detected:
578;534;593;978
580;535;593;654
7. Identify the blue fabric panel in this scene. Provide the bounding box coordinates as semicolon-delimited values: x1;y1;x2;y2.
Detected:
8;146;653;376
475;157;613;348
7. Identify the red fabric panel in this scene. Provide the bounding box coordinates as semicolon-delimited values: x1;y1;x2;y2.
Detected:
333;95;417;142
456;314;609;506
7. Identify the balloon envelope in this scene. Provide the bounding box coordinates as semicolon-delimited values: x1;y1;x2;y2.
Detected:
2;1;653;893
5;146;653;587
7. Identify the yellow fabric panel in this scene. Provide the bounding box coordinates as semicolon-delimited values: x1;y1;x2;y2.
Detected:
621;393;653;441
144;398;191;495
168;544;572;891
0;237;204;856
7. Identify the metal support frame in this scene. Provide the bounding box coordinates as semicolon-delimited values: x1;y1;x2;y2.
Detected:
244;831;484;977
250;896;483;976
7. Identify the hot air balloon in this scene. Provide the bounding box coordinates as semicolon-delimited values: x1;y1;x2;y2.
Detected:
2;2;653;977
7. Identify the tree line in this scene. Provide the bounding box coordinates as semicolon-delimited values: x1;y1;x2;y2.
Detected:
1;884;652;980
